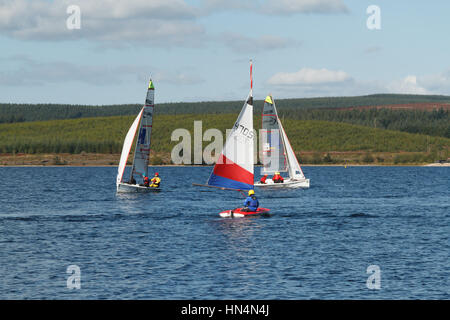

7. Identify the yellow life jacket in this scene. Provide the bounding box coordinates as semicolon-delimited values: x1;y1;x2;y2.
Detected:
151;177;161;184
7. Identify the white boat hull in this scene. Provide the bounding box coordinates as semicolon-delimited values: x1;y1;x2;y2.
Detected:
116;182;161;193
254;178;310;189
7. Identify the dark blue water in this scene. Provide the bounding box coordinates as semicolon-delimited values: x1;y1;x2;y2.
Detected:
0;166;448;299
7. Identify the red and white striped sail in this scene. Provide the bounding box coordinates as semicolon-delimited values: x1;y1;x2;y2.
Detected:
206;61;254;190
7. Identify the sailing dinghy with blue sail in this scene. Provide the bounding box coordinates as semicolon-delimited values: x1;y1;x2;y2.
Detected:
193;61;269;217
116;79;160;193
255;94;310;189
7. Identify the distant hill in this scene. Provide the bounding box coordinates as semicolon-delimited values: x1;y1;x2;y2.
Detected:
333;102;450;111
2;93;450;123
1;94;449;139
0;114;448;165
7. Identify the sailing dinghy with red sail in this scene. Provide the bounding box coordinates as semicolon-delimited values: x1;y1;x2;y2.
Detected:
193;61;270;217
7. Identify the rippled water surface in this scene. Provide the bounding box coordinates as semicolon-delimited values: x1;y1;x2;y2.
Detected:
0;166;448;299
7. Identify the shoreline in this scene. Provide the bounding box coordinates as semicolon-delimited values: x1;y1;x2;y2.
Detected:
1;164;448;168
0;153;448;167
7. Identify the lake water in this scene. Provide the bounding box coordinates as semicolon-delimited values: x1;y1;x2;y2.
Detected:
0;166;448;299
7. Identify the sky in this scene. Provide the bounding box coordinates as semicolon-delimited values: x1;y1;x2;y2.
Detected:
1;0;450;104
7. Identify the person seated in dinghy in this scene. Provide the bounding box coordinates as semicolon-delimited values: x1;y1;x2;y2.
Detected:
150;172;161;188
241;190;259;212
260;174;268;184
142;173;150;187
272;172;284;183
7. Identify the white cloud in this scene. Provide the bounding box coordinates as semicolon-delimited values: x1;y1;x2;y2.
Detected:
0;0;204;46
419;70;450;94
0;0;349;47
268;67;352;85
387;75;428;95
265;68;450;98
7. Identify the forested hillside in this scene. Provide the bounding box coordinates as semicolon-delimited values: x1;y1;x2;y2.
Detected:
2;94;449;139
2;93;450;121
1;114;448;165
281;107;450;138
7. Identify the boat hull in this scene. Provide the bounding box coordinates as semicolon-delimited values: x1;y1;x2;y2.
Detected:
116;182;161;193
219;207;270;218
254;178;310;189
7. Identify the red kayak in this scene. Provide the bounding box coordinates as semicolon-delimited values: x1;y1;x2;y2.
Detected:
219;207;271;218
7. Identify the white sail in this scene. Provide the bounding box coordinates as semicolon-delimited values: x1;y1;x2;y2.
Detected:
130;80;155;180
279;119;306;180
116;108;144;187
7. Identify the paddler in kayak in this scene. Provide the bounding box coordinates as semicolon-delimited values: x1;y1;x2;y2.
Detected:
150;172;161;188
241;189;259;212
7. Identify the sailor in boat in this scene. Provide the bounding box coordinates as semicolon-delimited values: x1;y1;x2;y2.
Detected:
260;174;268;184
272;172;284;184
143;173;150;187
129;176;136;185
150;172;161;188
241;190;259;212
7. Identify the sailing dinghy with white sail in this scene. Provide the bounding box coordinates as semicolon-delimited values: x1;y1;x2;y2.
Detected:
116;79;160;193
255;95;310;189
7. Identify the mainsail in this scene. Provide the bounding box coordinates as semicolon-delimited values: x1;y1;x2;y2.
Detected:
260;95;288;174
204;61;254;191
116;108;144;186
129;80;155;181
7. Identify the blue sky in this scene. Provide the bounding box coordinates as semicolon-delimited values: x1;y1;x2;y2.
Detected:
1;0;450;104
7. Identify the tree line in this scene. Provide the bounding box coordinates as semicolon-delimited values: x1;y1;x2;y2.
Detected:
280;107;450;138
2;93;450;120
